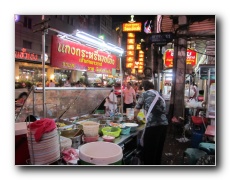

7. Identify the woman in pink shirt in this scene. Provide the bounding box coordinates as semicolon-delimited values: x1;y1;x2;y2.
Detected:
123;82;136;113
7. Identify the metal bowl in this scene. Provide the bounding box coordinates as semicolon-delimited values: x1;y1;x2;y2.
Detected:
61;128;83;138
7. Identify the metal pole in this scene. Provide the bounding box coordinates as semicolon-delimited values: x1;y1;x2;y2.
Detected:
119;56;124;117
42;15;46;118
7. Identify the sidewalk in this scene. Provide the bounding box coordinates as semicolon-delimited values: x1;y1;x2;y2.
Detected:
161;123;191;165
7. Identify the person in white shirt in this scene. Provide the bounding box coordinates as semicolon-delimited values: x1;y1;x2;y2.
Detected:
104;89;118;116
123;82;136;113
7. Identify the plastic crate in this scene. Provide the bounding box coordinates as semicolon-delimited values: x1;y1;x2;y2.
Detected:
191;116;208;125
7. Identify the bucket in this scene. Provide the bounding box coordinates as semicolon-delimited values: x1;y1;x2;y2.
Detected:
79;141;123;165
191;131;204;148
82;121;100;137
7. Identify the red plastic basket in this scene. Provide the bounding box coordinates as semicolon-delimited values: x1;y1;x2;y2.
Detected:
191;116;208;125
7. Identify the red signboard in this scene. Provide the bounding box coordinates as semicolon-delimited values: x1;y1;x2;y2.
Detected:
51;36;117;75
163;49;197;68
15;48;39;61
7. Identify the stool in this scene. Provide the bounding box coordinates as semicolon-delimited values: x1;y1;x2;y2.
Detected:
198;142;215;155
183;148;207;165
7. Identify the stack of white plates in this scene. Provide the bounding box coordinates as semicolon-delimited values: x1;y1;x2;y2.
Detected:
27;128;60;165
60;136;72;151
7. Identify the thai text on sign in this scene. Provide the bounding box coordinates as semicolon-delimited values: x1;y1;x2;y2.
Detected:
15;48;38;61
51;36;117;75
123;23;142;32
163;49;197;68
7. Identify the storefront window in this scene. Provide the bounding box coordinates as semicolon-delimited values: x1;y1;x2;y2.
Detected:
54;69;72;87
18;65;47;87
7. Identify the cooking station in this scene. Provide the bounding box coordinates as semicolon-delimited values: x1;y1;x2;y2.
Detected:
15;86;146;165
98;124;145;165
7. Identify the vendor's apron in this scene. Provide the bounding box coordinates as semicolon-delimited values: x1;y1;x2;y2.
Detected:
140;90;165;147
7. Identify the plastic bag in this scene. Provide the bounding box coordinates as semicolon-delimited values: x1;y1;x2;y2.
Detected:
185;88;195;98
62;148;79;164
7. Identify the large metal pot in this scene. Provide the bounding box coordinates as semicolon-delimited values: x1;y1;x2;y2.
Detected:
61;128;83;149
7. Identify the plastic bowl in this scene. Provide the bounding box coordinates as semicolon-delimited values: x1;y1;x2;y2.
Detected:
101;127;121;137
123;123;138;132
121;126;131;135
102;135;115;142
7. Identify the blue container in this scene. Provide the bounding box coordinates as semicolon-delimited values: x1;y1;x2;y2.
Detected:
191;131;204;148
121;126;131;135
192;124;205;133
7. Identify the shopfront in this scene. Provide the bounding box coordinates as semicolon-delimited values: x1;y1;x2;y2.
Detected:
50;35;119;85
15;48;50;86
15;48;93;87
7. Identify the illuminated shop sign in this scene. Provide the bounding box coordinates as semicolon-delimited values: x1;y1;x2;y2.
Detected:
51;36;117;75
125;33;135;69
163;49;197;68
15;48;39;61
123;23;142;32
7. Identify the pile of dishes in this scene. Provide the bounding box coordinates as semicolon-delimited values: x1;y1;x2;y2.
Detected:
27;128;60;165
123;123;139;132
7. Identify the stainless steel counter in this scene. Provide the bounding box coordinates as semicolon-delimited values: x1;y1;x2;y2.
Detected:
98;124;145;145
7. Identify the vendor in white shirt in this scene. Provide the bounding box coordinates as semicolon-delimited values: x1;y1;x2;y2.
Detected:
104;89;118;115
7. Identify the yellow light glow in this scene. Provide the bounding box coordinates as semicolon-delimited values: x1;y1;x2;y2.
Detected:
138;70;143;73
127;51;134;56
127;45;134;50
126;56;134;62
138;65;143;69
138;62;144;65
139;54;144;58
136;44;141;50
139;50;144;54
139;58;144;61
50;74;55;80
127;33;135;38
127;39;135;44
126;63;133;68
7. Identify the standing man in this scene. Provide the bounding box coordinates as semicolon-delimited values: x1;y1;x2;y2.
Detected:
123;82;136;113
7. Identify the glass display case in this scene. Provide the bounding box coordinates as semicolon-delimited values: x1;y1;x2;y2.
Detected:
198;64;215;118
15;86;112;122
